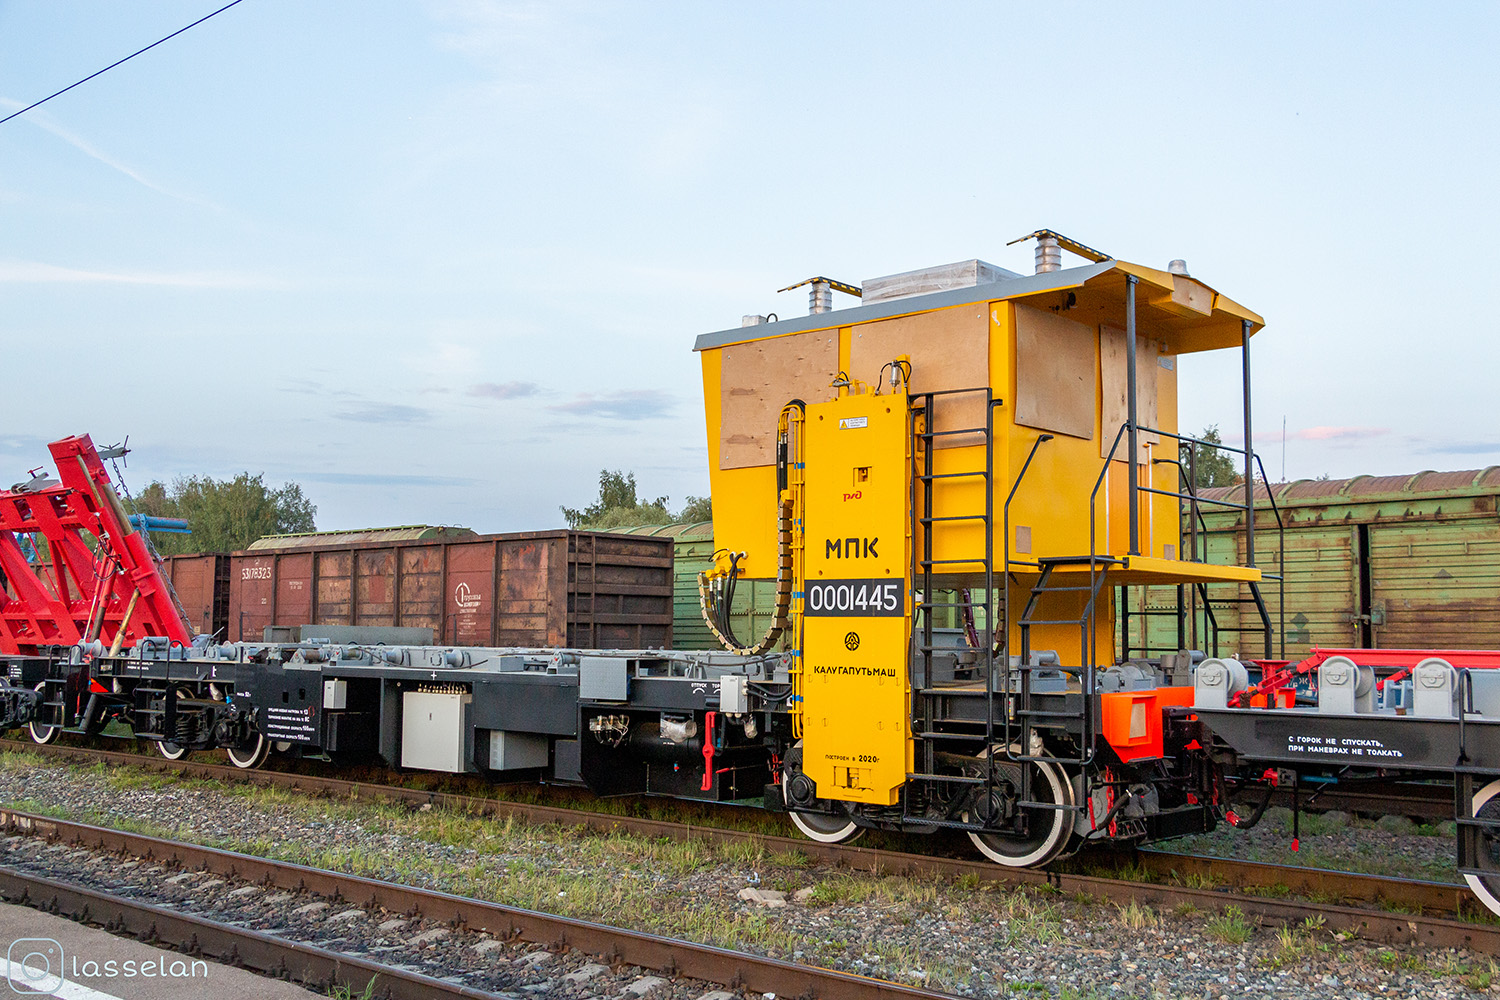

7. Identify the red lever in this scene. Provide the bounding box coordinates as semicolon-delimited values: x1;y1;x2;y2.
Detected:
701;711;717;792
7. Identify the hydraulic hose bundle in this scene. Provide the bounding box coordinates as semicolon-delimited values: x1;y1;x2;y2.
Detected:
697;402;802;657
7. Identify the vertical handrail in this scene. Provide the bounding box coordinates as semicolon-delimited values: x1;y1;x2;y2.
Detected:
1241;318;1256;570
915;394;934;783
982;395;997;789
1125;275;1141;556
1252;453;1287;660
1001;431;1052;766
1002;434;1055;576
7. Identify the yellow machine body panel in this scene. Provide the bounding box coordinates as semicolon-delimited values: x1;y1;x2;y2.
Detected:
799;389;912;806
698;257;1266;668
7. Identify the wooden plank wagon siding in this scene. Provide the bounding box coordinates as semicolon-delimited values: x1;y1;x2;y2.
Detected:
1142;467;1500;660
1369;521;1500;650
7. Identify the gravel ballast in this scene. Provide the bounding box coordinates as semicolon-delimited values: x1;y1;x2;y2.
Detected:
0;833;718;1000
0;748;1493;1000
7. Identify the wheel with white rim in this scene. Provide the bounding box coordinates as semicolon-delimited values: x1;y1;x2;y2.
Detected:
27;683;59;745
967;755;1074;868
783;742;863;844
225;731;270;770
1464;779;1500;917
154;686;195;760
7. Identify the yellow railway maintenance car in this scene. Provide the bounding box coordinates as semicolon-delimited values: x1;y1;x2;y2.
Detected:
14;233;1500;912
695;232;1274;863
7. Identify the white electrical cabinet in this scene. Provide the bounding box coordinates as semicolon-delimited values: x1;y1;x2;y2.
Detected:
401;691;470;772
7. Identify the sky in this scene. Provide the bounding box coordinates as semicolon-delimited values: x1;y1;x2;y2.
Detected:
1;2;1497;533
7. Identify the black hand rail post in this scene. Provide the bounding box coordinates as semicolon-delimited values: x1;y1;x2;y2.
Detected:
1126;275;1141;556
1242;317;1255;569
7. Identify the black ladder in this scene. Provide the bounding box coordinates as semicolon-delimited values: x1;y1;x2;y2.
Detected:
906;388;1003;811
1009;555;1114;768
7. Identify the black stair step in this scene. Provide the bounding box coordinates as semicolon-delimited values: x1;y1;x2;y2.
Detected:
1038;555;1121;566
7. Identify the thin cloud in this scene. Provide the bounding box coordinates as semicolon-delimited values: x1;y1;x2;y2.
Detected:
333;404;431;425
1418;440;1500;456
0;434;50;452
1289;426;1389;442
1;99;221;209
300;472;477;487
0;259;284;289
468;381;540;400
549;389;674;420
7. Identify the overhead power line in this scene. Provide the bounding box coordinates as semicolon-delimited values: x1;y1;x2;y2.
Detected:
0;0;246;127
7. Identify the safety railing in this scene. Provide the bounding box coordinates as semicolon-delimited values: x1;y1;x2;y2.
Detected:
1095;422;1286;660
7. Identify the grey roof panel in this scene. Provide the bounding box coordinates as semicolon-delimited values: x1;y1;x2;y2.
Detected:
692;260;1117;352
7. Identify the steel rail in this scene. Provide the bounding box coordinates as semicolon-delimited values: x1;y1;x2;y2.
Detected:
0;866;496;1000
0;808;961;1000
2;741;1492;951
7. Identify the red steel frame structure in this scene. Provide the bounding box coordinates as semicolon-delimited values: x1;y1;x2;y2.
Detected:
0;435;190;655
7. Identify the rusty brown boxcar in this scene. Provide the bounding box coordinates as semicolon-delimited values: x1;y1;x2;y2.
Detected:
161;553;231;639
226;530;673;648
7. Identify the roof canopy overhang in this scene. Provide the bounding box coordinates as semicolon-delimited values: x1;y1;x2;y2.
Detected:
695;258;1264;355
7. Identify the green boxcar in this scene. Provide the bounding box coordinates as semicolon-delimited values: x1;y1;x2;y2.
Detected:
1134;468;1500;661
614;523;792;651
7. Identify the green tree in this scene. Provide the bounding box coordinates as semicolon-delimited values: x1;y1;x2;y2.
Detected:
561;470;710;529
1180;425;1241;490
133;473;317;554
676;494;712;523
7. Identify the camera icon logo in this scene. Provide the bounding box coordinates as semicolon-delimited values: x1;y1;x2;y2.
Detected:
6;939;63;994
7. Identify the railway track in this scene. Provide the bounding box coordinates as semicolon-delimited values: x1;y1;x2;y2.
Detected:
0;861;489;1000
3;739;1496;956
0;807;959;1000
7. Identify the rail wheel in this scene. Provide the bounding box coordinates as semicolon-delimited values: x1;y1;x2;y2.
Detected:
783;742;863;844
1464;779;1500;917
154;686;195;760
27;683;59;745
225;732;270;770
967;756;1074;868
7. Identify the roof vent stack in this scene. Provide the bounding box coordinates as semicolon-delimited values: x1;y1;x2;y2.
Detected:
776;276;862;315
808;280;833;314
1034;234;1062;273
1007;230;1112;273
1168;259;1190;276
